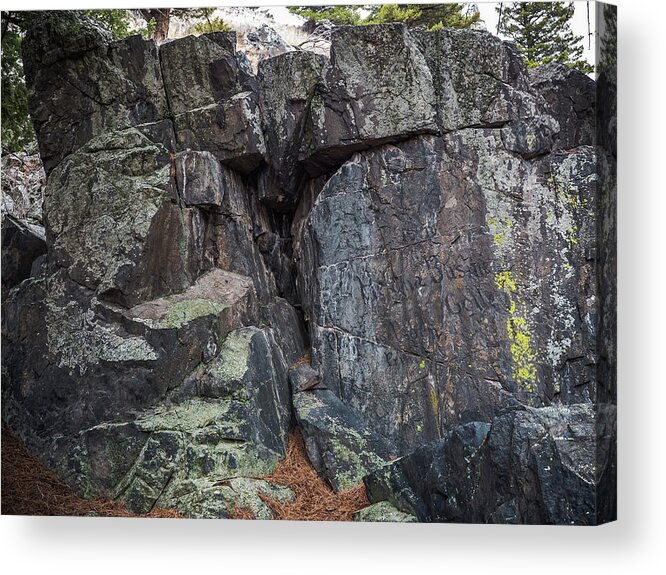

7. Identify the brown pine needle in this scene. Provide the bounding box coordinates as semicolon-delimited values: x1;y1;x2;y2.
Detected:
231;430;369;521
1;425;181;518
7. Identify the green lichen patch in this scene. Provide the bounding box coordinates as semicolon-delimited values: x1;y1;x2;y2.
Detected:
209;329;255;382
128;268;253;330
158;298;228;329
353;501;417;522
136;398;234;433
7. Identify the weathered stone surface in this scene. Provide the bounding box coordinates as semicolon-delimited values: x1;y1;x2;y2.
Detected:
298;134;599;455
161;32;266;173
158;477;293;520
42;128;198;307
301;24;438;175
4;15;613;523
415;28;558;158
530;62;596;150
353;501;417;523
113;326;292;514
293;389;389;491
23;14;169;173
365;404;600;525
258;51;327;205
415;29;528;129
364;421;491;522
159;32;242;114
1;215;47;297
596;9;617;521
173;92;266;173
174;151;225;207
288;363;322;393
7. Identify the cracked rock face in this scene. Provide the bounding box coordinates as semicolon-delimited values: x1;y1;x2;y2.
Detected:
365;403;601;524
24;14;170;174
2;14;615;524
301;23;438;176
297;134;599;455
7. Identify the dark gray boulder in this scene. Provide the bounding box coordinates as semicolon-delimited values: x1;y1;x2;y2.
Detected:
42;128;192;307
414;28;558;158
365;421;491;522
258;50;327;206
1;215;47;298
3;77;299;522
160;32;266;173
115;326;292;515
297;134;599;455
365;403;600;525
530;62;596;150
173;92;266;173
293;389;390;491
159;32;241;114
23;13;170;173
300;23;438;175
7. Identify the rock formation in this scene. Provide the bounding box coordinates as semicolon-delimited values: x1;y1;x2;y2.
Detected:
2;13;616;524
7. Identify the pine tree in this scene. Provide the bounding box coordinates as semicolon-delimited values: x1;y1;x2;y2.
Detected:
288;6;362;26
497;2;593;73
290;4;480;30
367;4;480;29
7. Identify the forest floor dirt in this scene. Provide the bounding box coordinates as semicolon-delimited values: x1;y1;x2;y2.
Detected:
1;426;368;521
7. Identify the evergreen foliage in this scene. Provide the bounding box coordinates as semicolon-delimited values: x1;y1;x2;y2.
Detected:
497;2;593;73
366;4;480;29
599;3;616;74
289;4;480;30
1;12;34;152
288;6;362;26
189;17;233;35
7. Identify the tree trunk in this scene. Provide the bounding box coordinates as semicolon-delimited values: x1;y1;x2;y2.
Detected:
138;8;171;44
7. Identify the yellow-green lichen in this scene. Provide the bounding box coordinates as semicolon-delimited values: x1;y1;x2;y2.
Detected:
429;387;439;419
158;299;228;329
210;329;255;382
549;172;589;249
495;271;538;393
487;215;513;247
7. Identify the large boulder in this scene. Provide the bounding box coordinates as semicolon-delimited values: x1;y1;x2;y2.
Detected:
160;33;266;173
414;28;558;158
365;403;601;525
113;325;292;515
23;13;171;173
293;388;390;491
1;215;46;298
42;129;188;307
297;134;599;456
2;125;307;512
241;24;294;72
300;24;438;175
530;62;596;150
258;51;327;206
